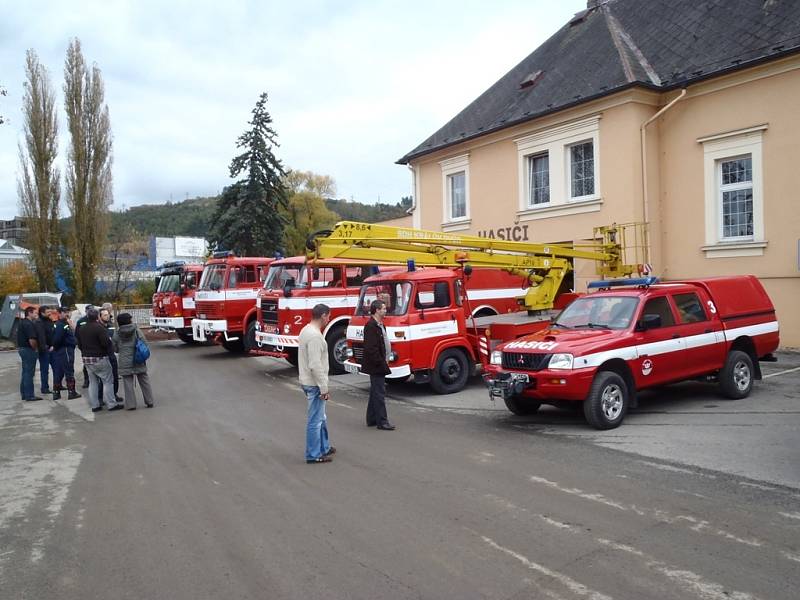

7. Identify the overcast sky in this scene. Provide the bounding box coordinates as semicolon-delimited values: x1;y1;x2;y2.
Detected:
0;0;586;220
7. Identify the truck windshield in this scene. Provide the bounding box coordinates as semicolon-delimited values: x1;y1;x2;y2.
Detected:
264;264;304;290
157;274;180;293
355;282;413;316
554;296;639;330
199;264;227;290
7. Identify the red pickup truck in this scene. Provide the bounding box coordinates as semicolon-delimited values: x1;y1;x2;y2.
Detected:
483;276;779;429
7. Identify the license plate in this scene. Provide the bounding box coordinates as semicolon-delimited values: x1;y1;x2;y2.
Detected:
344;362;359;374
263;324;278;334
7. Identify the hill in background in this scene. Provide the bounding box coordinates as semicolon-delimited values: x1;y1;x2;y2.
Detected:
109;195;411;239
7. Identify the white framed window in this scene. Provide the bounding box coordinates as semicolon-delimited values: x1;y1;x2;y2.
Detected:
527;152;550;206
515;115;601;221
719;155;753;240
699;125;766;258
439;154;470;229
569;140;595;199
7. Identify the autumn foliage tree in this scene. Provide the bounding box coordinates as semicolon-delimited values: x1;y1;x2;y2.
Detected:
63;38;113;300
17;49;61;290
281;170;340;256
0;261;38;304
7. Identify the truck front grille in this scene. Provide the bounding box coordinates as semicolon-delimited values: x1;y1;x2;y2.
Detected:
352;343;364;364
261;301;278;325
501;352;551;371
195;301;224;319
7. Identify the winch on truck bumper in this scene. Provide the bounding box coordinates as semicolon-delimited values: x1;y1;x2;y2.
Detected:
483;372;533;400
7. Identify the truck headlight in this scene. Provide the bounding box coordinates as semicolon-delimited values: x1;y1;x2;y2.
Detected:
548;353;574;370
490;350;502;365
345;347;353;358
389;351;398;362
283;324;291;334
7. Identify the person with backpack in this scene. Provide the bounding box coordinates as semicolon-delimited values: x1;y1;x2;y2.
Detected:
112;312;154;410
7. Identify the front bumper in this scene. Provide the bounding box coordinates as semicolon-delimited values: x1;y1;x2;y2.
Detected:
254;331;299;348
192;318;229;342
150;316;184;330
343;360;412;379
483;365;595;402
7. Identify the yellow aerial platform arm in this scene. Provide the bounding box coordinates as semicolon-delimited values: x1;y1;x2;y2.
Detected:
306;221;649;311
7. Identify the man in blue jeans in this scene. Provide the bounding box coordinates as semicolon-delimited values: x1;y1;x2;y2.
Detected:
298;304;334;464
17;306;42;402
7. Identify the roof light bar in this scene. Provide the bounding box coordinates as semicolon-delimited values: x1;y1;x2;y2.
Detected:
588;276;659;289
212;250;235;259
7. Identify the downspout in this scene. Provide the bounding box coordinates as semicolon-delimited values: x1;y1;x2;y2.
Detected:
640;88;686;225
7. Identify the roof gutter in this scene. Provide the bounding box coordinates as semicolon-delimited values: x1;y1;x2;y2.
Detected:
640;88;686;226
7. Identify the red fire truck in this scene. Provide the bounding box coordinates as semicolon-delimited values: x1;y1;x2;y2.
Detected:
306;220;647;394
150;262;204;343
483;276;780;429
251;257;404;373
191;252;274;352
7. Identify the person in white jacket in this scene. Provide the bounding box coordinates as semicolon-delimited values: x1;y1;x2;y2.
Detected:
298;304;334;464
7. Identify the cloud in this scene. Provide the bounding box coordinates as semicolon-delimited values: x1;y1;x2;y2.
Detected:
0;0;583;219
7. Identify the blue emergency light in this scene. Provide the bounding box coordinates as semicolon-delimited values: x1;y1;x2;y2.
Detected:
587;276;659;289
407;259;416;272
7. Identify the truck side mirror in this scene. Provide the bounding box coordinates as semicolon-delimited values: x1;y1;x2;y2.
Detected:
637;313;661;331
283;277;295;298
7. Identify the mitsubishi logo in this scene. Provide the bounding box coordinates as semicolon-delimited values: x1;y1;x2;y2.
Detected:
517;355;525;364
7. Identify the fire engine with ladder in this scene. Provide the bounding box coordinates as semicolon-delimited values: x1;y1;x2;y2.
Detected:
306;220;649;394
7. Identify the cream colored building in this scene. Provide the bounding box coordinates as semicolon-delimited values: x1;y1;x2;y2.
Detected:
399;0;800;347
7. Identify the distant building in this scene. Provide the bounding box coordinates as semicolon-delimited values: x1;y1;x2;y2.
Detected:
0;218;28;246
149;236;207;268
0;239;31;267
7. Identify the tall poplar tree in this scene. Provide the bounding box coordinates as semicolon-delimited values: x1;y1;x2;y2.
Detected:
63;38;113;299
209;93;287;256
17;49;60;290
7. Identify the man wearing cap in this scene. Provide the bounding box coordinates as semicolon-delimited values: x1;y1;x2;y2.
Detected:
51;307;81;400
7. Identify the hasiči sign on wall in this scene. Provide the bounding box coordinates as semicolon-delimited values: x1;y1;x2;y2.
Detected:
476;224;530;241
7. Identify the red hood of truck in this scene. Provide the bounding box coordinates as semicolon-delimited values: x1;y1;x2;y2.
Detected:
499;327;625;355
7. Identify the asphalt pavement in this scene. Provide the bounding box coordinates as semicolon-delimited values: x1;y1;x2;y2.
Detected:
1;341;798;599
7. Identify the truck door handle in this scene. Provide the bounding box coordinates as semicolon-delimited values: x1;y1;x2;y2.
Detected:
672;334;681;339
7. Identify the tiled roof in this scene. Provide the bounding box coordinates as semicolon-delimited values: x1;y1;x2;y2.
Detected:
399;0;800;163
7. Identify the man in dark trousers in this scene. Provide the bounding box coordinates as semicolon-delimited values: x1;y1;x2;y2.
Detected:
99;307;123;403
34;305;53;395
17;306;42;402
75;305;93;388
52;306;82;400
362;299;395;430
75;307;122;412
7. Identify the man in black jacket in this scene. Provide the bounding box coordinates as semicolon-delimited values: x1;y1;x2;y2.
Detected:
75;307;122;412
75;305;93;388
361;299;395;430
17;306;42;401
34;305;54;395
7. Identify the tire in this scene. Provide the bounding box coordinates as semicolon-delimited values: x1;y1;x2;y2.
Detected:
176;329;196;344
719;350;754;399
430;348;471;394
221;337;245;353
504;395;541;416
243;321;257;353
327;325;348;375
285;347;299;367
583;371;629;430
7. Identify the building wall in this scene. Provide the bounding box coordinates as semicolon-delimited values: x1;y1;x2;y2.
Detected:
409;60;799;346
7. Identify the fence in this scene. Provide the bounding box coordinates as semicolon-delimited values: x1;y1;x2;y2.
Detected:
114;304;152;328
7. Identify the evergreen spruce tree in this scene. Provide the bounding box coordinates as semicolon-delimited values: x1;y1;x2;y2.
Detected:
209;93;287;256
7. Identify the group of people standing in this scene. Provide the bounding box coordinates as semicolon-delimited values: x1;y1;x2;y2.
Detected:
17;303;155;412
299;299;395;464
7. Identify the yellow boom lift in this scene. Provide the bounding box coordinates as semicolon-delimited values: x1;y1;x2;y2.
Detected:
307;221;649;312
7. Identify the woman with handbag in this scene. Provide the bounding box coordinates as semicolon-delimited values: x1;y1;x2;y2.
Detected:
112;313;155;410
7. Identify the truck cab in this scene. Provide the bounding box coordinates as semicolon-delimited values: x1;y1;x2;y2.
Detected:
191;253;273;352
344;266;532;394
150;262;204;343
252;257;394;373
484;276;780;429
